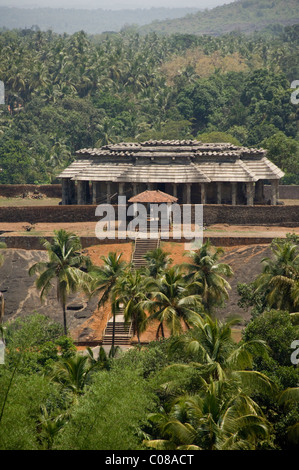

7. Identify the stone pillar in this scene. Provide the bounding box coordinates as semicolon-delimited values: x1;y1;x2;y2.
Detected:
255;180;264;204
92;182;101;205
201;183;206;204
246;182;254;206
61;178;69;205
217;182;222;205
185;183;191;204
172;183;177;199
132;183;137;196
231;182;237;206
271;180;279;205
118;182;125;196
69;180;76;205
77;180;86;205
106;182;111;203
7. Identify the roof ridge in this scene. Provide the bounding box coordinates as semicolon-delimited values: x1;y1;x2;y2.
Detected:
237;159;258;181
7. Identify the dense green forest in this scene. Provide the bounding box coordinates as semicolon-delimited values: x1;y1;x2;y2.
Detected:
141;0;299;36
0;24;298;184
0;233;298;450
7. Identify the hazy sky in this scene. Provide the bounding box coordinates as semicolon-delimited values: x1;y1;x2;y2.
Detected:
0;0;234;10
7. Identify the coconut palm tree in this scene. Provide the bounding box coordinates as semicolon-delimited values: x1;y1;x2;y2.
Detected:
278;387;299;445
254;238;299;312
169;314;271;385
48;353;95;397
113;269;148;346
183;240;233;314
145;379;271;450
29;230;92;335
88;252;128;355
38;405;68;450
143;247;172;279
0;242;7;324
143;266;203;339
0;241;7;267
144;315;274;450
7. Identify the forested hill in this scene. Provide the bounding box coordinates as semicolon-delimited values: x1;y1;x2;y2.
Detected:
0;26;298;185
0;7;199;35
141;0;299;36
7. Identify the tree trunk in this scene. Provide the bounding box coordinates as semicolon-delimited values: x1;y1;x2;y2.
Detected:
156;322;165;339
62;302;67;335
137;328;141;347
111;305;116;356
0;293;4;324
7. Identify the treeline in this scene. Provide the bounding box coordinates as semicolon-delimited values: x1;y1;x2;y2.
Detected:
0;26;298;184
141;0;299;36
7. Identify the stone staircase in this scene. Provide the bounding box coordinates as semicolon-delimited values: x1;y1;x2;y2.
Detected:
132;236;160;269
102;308;132;346
101;220;160;347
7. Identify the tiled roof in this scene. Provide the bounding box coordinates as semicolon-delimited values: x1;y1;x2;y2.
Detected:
128;190;178;203
59;140;284;182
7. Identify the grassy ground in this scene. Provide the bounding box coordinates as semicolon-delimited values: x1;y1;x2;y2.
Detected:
0;197;61;207
0;197;298;208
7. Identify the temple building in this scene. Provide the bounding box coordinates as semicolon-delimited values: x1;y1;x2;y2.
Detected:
58;140;285;206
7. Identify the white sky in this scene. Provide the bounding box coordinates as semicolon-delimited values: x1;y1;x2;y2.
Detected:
0;0;234;10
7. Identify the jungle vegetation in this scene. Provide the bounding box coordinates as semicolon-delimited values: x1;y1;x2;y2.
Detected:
0;233;298;450
0;23;298;184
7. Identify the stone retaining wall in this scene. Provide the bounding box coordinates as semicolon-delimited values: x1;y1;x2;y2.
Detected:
264;184;299;200
1;204;298;226
0;235;284;250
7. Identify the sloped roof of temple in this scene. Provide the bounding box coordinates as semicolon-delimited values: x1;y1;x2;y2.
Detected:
59;140;284;182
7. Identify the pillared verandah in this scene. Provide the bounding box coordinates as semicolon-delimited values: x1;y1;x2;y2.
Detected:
59;140;284;206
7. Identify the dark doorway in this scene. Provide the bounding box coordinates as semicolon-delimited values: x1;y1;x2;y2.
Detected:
157;183;166;192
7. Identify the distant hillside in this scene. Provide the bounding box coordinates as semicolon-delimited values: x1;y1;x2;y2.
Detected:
140;0;299;36
0;6;199;34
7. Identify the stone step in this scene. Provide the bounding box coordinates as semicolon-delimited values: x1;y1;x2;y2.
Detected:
105;327;130;334
132;236;160;269
102;337;131;345
105;323;130;330
103;333;131;339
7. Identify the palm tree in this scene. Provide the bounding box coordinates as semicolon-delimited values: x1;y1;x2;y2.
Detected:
0;241;7;267
278;387;299;445
38;405;68;450
169;314;271;385
143;266;203;339
183;240;233;314
88;252;128;355
144;316;273;451
85;345;117;370
254;238;299;312
29;230;91;335
48;353;95;397
0;242;7;324
143;247;172;279
113;269;148;346
145;379;271;450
